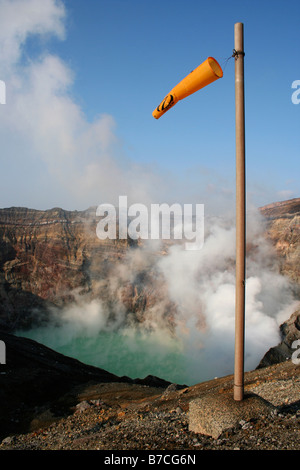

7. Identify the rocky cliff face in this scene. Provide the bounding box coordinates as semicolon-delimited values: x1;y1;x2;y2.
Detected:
0;206;175;332
260;198;300;286
257;198;300;366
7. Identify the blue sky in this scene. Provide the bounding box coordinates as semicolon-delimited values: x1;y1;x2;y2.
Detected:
0;0;299;213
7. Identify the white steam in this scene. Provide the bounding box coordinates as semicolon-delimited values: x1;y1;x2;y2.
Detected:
22;208;299;385
154;209;298;381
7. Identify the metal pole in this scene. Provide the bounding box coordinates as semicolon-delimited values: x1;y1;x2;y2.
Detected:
234;22;246;401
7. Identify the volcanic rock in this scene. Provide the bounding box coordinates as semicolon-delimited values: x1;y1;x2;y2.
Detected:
257;198;300;368
259;197;300;286
257;307;300;368
0;207;175;332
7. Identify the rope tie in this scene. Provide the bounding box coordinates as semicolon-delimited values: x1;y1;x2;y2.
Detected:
219;49;246;73
232;49;245;59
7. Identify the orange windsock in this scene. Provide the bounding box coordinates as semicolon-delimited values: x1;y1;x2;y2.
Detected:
152;57;223;119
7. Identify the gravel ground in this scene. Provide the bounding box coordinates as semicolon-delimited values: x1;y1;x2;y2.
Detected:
1;399;299;451
1;362;299;451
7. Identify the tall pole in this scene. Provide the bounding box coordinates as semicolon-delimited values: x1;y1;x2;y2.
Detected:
234;22;246;401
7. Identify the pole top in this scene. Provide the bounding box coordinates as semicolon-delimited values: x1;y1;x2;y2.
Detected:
234;21;244;52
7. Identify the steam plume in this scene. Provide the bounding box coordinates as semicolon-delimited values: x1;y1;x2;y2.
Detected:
21;208;299;385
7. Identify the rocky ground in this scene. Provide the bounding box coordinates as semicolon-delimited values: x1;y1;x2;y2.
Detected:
1;358;299;452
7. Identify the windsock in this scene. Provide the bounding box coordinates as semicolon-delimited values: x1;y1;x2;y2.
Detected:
152;57;223;119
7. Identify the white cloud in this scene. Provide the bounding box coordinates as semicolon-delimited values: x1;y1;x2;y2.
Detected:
0;0;164;210
0;0;65;70
277;189;295;201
